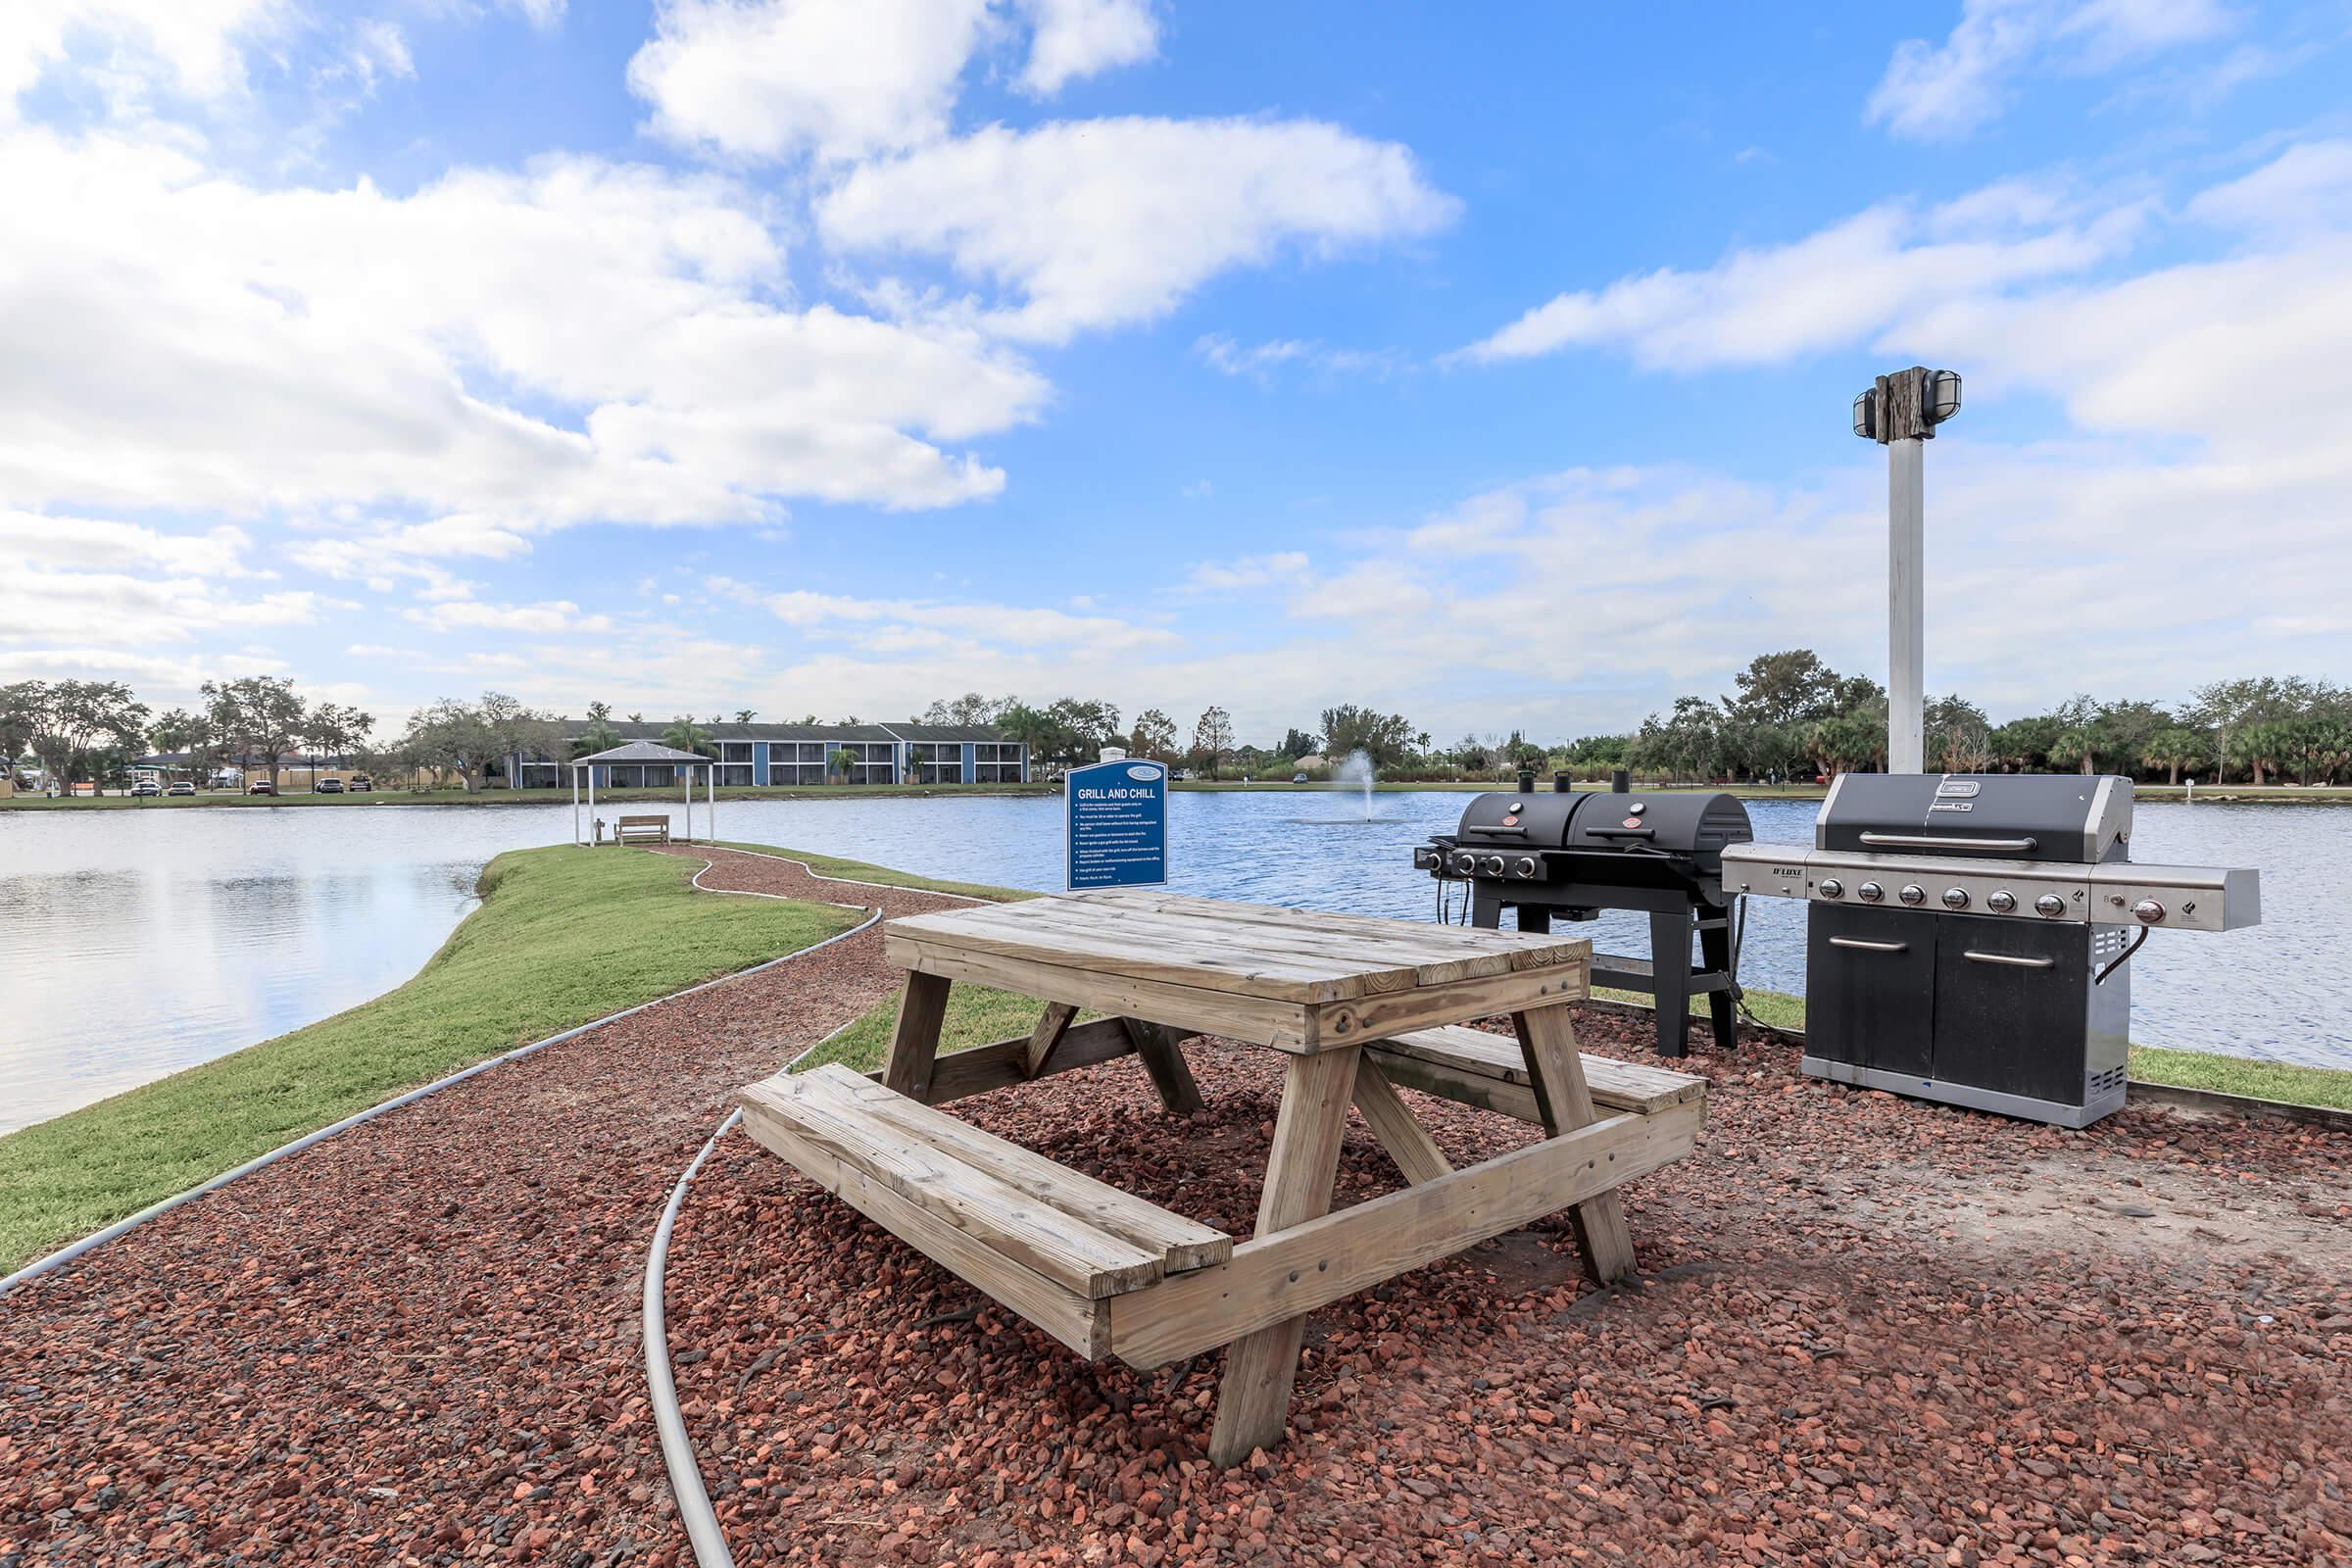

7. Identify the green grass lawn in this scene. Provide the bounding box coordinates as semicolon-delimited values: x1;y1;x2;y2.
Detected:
710;842;1039;903
0;845;861;1273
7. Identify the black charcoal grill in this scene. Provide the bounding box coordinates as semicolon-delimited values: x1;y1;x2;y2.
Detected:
1723;773;2261;1127
1413;771;1753;1056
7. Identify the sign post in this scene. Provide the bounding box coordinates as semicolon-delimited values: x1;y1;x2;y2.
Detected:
1065;757;1169;890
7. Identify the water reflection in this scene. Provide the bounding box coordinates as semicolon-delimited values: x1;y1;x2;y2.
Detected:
1;790;2345;1133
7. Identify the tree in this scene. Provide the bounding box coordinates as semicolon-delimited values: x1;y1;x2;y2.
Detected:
733;709;757;724
994;703;1059;768
1278;726;1320;760
11;680;153;794
400;699;501;791
1926;694;1993;774
2141;726;2207;785
1319;706;1421;770
204;676;305;792
303;703;374;781
1727;650;1844;727
1128;708;1179;764
1989;715;2061;772
920;693;1003;726
662;714;714;759
2047;723;2097;776
1190;706;1235;780
1045;698;1123;764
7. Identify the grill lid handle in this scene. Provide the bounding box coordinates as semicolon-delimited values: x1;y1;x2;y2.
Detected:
1586;826;1655;839
1857;831;2038;853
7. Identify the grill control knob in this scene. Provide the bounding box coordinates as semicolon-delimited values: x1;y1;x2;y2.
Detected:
1448;852;1476;875
1481;855;1506;876
1514;857;1538;878
1818;878;1844;900
2034;893;2067;918
1899;884;1926;906
1986;889;2017;913
1856;881;1884;903
1941;887;1971;909
2132;899;2166;924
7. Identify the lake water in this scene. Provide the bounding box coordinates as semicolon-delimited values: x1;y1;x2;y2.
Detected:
2;791;2345;1133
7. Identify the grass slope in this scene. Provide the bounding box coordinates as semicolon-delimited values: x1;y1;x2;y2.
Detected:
0;846;858;1273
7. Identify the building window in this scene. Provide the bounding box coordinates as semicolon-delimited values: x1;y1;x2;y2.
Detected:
971;741;1022;783
907;742;963;784
769;742;826;785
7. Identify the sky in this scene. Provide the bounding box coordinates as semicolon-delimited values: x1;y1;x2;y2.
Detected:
3;0;2350;746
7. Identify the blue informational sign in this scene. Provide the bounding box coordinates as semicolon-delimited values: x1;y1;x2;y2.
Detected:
1065;757;1169;890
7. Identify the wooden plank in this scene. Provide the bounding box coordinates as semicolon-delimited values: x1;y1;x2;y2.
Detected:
1025;1002;1077;1077
1311;960;1589;1048
1363;1047;1542;1123
1108;1100;1703;1368
1123;1017;1206;1116
1371;1025;1704;1114
1015;899;1512;992
882;971;952;1102
1063;891;1584;970
907;1017;1141;1105
889;906;1364;1004
887;933;1312;1051
741;1069;1162;1299
739;1102;1107;1358
1206;1047;1360;1467
1350;1058;1452;1186
823;1069;1230;1273
1514;1006;1638;1284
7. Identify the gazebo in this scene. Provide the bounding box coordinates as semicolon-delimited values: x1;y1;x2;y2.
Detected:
567;740;716;847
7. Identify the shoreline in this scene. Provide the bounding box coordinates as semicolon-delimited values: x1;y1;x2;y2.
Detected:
13;778;2352;809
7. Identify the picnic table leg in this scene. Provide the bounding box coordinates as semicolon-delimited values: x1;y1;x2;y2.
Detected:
1121;1018;1205;1115
1024;1002;1077;1077
1511;1004;1639;1284
1207;1046;1359;1466
882;971;952;1103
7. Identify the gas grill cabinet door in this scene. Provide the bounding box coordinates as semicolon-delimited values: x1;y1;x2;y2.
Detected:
1929;915;2090;1108
1806;905;1936;1078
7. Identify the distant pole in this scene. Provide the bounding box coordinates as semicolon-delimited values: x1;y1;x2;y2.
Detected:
1852;367;1960;775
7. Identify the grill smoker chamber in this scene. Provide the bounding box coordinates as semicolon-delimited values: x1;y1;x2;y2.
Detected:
1414;772;1753;1056
1724;773;2260;1127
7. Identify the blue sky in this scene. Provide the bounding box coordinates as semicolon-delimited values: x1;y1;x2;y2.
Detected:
4;0;2350;745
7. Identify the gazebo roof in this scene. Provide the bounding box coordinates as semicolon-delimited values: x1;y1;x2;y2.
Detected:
569;739;712;767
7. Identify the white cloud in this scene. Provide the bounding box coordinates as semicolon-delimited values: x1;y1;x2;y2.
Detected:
1194;333;1404;380
0;567;330;646
628;0;993;164
2187;140;2352;237
0;127;1051;559
715;576;1178;650
0;513;259;577
1186;551;1309;590
1457;182;2134;368
1868;0;2235;141
820;117;1457;341
1015;0;1157;95
1;0;288;121
406;599;615;634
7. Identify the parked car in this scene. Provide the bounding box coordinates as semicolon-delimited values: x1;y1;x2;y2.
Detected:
349;774;373;792
166;780;196;796
130;778;162;797
1292;771;1309;783
316;777;345;794
247;780;276;796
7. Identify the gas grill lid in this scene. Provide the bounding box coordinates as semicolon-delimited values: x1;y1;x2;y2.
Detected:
1815;773;2131;864
1562;791;1753;860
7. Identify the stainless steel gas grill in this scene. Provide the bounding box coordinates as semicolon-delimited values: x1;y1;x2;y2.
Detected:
1414;772;1754;1056
1721;773;2260;1127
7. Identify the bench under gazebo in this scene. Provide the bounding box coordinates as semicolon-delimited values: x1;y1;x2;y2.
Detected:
567;740;716;847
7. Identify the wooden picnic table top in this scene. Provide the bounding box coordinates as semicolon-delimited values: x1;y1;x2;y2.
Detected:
883;889;1592;1006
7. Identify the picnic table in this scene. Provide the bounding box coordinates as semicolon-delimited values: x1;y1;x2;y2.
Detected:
737;890;1705;1464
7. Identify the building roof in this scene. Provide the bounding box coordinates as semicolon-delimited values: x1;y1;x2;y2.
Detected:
555;719;1011;745
569;739;714;766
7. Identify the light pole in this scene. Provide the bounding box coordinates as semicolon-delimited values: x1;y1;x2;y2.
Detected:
1851;366;1961;775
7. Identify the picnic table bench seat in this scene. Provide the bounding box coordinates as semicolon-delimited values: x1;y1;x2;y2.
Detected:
1366;1024;1705;1125
613;814;669;845
740;1063;1231;1357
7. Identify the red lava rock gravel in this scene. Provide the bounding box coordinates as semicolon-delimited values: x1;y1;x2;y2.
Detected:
0;848;971;1567
662;1007;2352;1568
7;850;2349;1567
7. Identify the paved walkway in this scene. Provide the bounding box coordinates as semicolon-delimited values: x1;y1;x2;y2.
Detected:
0;848;967;1567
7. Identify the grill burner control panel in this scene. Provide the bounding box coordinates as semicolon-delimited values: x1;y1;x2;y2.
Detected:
1720;845;2259;932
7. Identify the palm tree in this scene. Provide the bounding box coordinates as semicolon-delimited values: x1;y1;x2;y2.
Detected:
662;715;713;758
2139;727;2207;785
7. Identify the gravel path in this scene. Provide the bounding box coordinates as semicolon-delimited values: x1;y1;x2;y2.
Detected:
663;1009;2352;1568
0;848;970;1567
